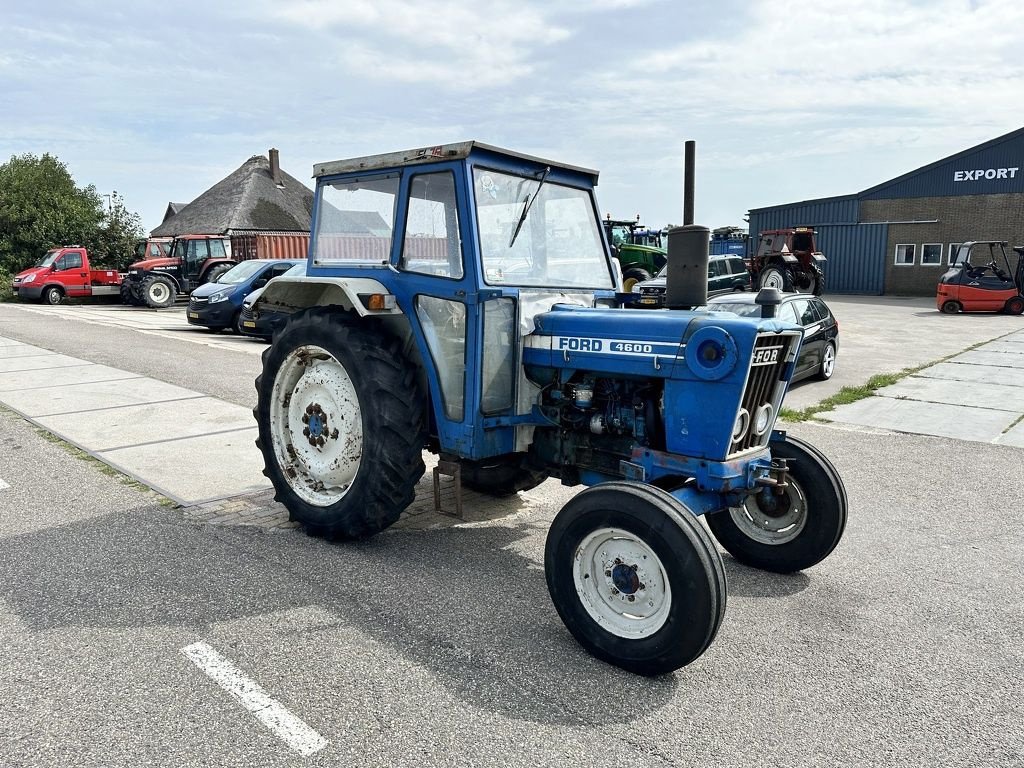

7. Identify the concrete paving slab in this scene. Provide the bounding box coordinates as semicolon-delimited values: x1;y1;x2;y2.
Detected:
33;397;256;452
976;340;1024;355
0;377;204;417
0;338;26;347
950;349;1024;368
0;346;58;359
0;364;141;392
823;397;1018;442
875;377;1024;412
97;428;269;504
996;418;1024;448
0;353;91;373
914;361;1024;387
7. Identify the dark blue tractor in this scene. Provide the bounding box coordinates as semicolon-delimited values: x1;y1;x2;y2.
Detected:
252;142;847;675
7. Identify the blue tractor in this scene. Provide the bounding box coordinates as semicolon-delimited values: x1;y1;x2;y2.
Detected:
252;142;847;676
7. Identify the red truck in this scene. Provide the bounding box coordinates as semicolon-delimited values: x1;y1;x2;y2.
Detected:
12;247;124;305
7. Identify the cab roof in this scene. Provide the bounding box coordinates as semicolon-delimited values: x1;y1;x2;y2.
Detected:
312;141;599;185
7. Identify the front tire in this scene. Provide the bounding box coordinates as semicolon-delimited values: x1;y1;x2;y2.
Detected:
816;341;836;381
43;286;63;305
622;268;652;293
706;434;847;573
254;308;426;538
142;275;176;308
545;482;726;676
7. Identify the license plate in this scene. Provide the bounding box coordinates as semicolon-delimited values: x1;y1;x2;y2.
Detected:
243;321;256;328
188;312;199;319
639;298;659;305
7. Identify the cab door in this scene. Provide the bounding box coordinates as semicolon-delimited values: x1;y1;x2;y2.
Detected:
55;250;89;297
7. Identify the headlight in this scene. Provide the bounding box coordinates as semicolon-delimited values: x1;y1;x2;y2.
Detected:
754;403;774;436
208;291;228;303
732;408;750;442
22;274;36;284
631;284;641;293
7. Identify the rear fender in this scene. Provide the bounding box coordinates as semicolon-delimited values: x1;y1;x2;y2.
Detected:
253;276;403;318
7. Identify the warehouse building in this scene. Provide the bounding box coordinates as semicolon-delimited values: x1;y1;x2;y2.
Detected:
748;127;1024;295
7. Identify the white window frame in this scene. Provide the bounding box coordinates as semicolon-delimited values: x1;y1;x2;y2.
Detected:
894;243;915;266
921;243;943;266
948;243;964;265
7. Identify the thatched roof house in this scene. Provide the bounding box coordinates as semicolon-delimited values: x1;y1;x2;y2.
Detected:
151;148;313;236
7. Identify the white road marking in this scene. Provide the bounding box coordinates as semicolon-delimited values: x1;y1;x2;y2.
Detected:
180;641;327;757
0;478;8;490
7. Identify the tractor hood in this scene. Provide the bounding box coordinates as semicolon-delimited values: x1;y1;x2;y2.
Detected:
523;304;799;381
523;304;803;460
128;257;177;272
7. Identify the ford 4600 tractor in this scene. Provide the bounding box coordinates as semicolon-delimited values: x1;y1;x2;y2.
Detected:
252;142;847;676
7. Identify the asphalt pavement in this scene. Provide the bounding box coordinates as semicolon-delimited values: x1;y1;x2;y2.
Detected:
0;298;1022;766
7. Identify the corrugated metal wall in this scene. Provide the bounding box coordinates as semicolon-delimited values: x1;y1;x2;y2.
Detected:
747;195;887;294
747;196;859;234
861;129;1024;200
815;223;888;295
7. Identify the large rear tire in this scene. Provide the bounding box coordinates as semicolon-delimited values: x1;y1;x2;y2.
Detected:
706;434;847;573
545;482;726;676
759;266;793;292
254;308;426;539
141;275;176;308
204;263;233;285
459;457;549;496
941;300;962;314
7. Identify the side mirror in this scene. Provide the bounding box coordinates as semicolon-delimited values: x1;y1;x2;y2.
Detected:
252;278;268;289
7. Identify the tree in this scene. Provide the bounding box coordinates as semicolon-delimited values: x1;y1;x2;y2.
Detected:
88;191;145;271
0;153;143;274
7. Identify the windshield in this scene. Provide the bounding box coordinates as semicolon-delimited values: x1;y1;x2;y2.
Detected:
216;260;268;284
35;250;61;268
708;302;761;318
474;168;612;289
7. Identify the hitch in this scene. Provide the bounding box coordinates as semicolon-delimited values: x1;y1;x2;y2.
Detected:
755;457;790;494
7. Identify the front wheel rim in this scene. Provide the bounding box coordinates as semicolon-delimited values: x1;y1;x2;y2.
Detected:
730;479;808;545
822;345;835;377
572;527;672;639
269;344;363;507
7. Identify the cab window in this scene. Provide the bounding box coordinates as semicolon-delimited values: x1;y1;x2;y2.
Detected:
400;172;463;279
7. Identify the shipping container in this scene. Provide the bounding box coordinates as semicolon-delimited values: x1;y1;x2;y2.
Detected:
230;232;310;262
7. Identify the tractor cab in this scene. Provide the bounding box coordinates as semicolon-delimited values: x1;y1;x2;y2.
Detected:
937;240;1024;315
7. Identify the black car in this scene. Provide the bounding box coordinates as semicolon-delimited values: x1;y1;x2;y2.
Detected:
707;293;839;383
238;261;307;340
631;254;750;308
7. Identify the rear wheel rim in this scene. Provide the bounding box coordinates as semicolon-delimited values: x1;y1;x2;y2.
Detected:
572;526;672;639
270;344;363;507
762;269;785;290
149;282;171;304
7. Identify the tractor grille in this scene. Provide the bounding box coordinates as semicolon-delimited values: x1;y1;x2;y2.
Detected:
730;332;799;455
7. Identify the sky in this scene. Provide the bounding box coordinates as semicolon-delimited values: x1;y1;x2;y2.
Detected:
2;0;1023;234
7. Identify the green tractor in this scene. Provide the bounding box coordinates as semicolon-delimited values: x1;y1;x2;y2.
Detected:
603;215;667;291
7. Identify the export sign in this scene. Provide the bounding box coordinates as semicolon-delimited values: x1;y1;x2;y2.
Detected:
953;167;1019;182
